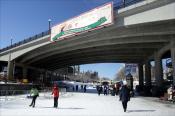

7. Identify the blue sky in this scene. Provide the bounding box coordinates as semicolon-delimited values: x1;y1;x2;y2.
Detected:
80;63;124;79
0;0;124;79
0;0;118;48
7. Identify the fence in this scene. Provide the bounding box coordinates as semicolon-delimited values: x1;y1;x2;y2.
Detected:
0;30;49;52
0;87;67;101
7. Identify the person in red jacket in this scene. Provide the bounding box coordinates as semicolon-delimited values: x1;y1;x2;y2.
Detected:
52;84;59;108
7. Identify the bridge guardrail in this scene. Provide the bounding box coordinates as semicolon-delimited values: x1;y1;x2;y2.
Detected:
114;0;144;9
0;30;49;53
0;88;67;101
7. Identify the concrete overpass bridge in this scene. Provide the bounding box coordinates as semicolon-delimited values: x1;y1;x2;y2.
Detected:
0;0;175;87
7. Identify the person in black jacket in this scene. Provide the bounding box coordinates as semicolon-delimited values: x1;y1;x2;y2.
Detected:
97;85;102;96
119;82;130;112
84;85;87;93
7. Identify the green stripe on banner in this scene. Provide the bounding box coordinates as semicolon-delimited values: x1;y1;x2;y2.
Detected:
52;17;107;41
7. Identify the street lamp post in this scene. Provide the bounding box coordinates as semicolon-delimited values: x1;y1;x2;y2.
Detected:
48;19;52;33
48;19;52;41
123;0;126;7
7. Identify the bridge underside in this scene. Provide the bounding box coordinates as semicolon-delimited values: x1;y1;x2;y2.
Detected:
10;19;174;89
14;19;174;71
26;42;165;70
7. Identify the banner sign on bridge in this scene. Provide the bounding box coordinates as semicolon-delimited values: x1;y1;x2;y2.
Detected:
51;2;113;42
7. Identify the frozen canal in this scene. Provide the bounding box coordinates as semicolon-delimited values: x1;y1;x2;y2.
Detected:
0;92;175;116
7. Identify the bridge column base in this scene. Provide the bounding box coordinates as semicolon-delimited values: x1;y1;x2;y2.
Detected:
138;63;144;87
7;60;14;81
145;60;151;87
171;40;175;86
154;52;163;87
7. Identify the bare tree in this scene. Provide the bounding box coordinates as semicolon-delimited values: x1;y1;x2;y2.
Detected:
114;67;125;81
101;77;110;81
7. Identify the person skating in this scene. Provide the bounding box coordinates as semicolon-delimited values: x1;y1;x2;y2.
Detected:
81;85;83;91
76;85;78;92
96;85;100;95
84;85;87;93
29;86;39;108
104;85;108;95
119;81;130;112
52;84;59;108
97;85;102;96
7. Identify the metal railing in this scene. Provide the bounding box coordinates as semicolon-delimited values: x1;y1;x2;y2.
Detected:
0;30;49;53
0;88;67;101
0;0;144;53
114;0;144;9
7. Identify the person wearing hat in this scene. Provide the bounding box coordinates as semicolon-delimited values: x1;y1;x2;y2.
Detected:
52;84;59;108
119;81;130;112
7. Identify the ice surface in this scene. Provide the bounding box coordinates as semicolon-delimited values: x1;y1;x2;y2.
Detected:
0;91;175;116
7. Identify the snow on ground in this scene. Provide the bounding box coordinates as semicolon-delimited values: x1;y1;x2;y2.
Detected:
0;91;175;116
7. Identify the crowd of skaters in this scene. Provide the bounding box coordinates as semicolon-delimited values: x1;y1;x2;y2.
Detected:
72;84;87;92
96;82;121;96
28;81;131;112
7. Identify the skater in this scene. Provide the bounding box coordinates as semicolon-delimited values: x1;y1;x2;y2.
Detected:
84;85;87;93
81;85;83;91
76;85;78;92
52;84;59;108
97;85;102;96
104;85;108;95
29;86;39;108
72;86;75;91
119;81;130;112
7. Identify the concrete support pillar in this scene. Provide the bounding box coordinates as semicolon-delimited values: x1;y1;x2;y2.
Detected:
145;60;151;87
138;63;144;87
23;67;28;79
7;60;14;81
171;40;175;85
154;52;163;86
